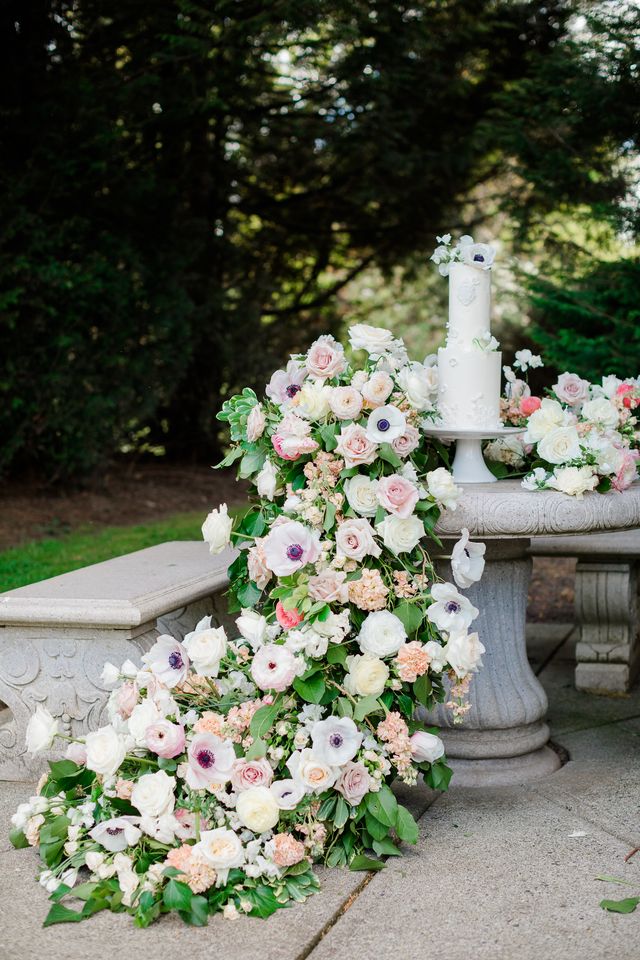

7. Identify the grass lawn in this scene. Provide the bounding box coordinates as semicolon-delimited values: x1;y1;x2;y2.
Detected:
0;512;206;591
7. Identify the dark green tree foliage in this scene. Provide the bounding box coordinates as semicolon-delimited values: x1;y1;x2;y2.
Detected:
0;1;637;479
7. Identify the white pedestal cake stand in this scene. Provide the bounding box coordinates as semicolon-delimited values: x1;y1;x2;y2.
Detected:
423;425;525;484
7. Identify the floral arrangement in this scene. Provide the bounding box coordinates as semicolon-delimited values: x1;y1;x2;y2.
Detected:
11;325;488;928
430;233;496;275
486;353;640;497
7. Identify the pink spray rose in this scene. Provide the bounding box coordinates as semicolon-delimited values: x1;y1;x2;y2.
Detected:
65;742;87;765
231;757;274;791
376;474;420;519
305;335;347;378
275;601;304;630
553;372;590;406
247;539;272;589
520;395;542;417
116;681;139;719
613;449;639;491
271;413;319;461
145;720;186;759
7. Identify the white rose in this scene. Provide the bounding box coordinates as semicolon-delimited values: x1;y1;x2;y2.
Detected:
348;323;396;357
256;460;279;501
582;396;620;430
287;748;339;793
100;662;120;686
537;426;581;465
344;475;379;517
235;609;268;649
25;706;58;754
397;362;438;411
294;380;331;420
358;611;407;657
524;398;571;443
235;786;280;833
127;698;163;745
184;618;227;676
130;770;176;818
196;828;245;874
426;468;460;511
202;504;233;555
344;654;389;697
376;513;424;555
85;725;127;778
444;631;486;678
547;466;599;499
335;517;381;560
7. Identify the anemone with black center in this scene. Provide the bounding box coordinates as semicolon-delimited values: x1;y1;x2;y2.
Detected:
168;651;184;670
286;543;304;561
197;748;215;769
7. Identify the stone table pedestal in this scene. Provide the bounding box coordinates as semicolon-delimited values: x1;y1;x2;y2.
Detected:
424;480;640;787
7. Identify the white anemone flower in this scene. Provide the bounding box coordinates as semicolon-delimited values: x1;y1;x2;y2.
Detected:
426;583;479;633
365;404;406;443
310;717;363;766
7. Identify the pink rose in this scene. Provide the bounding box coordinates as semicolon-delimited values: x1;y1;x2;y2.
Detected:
116;681;139;719
251;644;298;692
246;403;266;441
272;413;319;461
65;742;87;765
306;335;347;379
613;449;639;491
262;520;322;576
335;423;378;468
361;371;394;408
275;601;304;630
376;474;420;519
231;757;274;791
335;517;381;560
307;568;349;604
335;761;372;805
329;386;363;421
553;372;590;406
520;396;542;417
391;425;420;458
145;720;186;759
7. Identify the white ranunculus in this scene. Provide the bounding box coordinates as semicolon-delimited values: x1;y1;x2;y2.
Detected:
184;616;228;676
365;404;406;443
581;396;620;430
25;706;58;754
287;748;339;793
344;475;379;517
357;611;407;658
295;380;331;420
410;731;445;764
85;725;127;778
202;504;233;555
426;468;461;511
423;641;448;673
235;786;280;833
376;514;424;555
310;717;363;766
547;466;599;499
235;609;268;649
450;528;486;588
195;828;245;873
130;770;175;819
348;323;396;357
537;426;581;465
397;361;438;411
524;398;571;443
127;698;163;745
256;460;279;501
427;582;479;633
344;654;389;697
444;630;486;677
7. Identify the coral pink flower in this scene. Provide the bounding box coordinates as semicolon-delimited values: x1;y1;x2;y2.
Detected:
520;396;542;417
395;641;430;683
275;601;304;630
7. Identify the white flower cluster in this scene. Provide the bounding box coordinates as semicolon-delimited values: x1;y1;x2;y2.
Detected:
430;233;496;277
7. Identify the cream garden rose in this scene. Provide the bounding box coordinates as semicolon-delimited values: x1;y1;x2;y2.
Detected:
376;513;424;555
85;725;127;778
344;653;389;697
235;786;280;833
344;474;379;517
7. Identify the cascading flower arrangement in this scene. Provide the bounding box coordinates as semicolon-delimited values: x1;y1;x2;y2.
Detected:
484;352;640;497
11;325;488;928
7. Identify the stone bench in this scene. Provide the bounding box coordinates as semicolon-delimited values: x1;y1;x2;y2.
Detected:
0;541;235;780
529;530;640;695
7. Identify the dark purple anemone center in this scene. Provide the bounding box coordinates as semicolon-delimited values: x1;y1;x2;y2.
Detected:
106;826;124;836
445;601;461;614
286;543;304;561
473;253;485;262
286;383;302;398
168;650;184;670
329;733;344;748
197;748;215;769
376;418;390;432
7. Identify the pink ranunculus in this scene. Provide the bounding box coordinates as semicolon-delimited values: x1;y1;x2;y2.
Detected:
376;474;420;519
262;520;322;576
520;395;542;417
306;335;347;379
186;733;236;789
145;720;186;759
251;644;298;692
307;568;349;604
247;539;272;590
335;423;379;469
116;681;139;719
335;761;372;805
275;601;304;630
231;757;274;792
613;449;640;491
265;360;307;406
553;372;590;406
335;517;381;560
65;741;87;765
391;425;420;458
246;403;266;441
329;386;363;421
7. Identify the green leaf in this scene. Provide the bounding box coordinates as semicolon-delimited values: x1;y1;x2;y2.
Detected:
246;737;267;760
9;828;28;849
334;796;350;829
395;805;419;844
157;757;178;772
393;601;424;636
250;701;281;740
323;501;337;532
365;785;398;828
350;855;385;872
353;695;382;722
327;645;348;666
365;813;388;841
412;673;433;707
184;895;209;926
319;422;339;452
244;885;282;918
317;794;338;821
293;674;325;704
43;903;85;926
163;879;193;912
378;443;402;468
235;580;262;608
372;836;402;857
239;450;266;478
425;760;453;792
48;759;80;780
336;696;353;718
600;897;640;914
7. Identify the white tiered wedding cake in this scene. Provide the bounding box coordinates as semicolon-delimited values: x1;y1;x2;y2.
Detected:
430;235;502;431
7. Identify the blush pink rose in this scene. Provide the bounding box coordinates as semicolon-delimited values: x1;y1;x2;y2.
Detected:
613;449;639;491
335;761;372;805
391;425;420;458
361;371;394;408
335;518;381;560
329;386;363;420
246;403;266;441
231;757;274;791
145;720;186;759
306;335;346;378
335;423;378;468
553;372;590;406
376;474;420;519
307;568;349;604
275;601;304;630
520;396;542;417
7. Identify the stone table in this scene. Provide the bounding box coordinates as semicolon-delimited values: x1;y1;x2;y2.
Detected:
426;479;640;787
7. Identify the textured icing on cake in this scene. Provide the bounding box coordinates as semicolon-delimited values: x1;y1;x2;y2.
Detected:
437;261;502;430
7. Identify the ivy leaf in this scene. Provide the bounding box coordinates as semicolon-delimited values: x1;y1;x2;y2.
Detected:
43;903;85;926
395;805;419;844
293;674;325;704
600;897;640;914
250;701;281;740
350;855;385;872
393;601;424;636
372;836;402;857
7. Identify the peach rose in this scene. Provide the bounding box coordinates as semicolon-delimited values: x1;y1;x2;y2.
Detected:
361;371;394;408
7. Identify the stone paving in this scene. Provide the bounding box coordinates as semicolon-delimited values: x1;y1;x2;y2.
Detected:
1;623;639;960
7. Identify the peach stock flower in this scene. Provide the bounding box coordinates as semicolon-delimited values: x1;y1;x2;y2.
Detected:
270;832;306;867
395;641;430;683
348;568;389;611
166;845;217;894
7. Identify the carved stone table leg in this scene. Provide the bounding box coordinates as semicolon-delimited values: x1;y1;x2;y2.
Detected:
422;539;561;787
574;560;640;695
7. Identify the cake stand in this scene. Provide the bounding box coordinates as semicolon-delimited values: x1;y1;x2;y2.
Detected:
423;425;525;484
